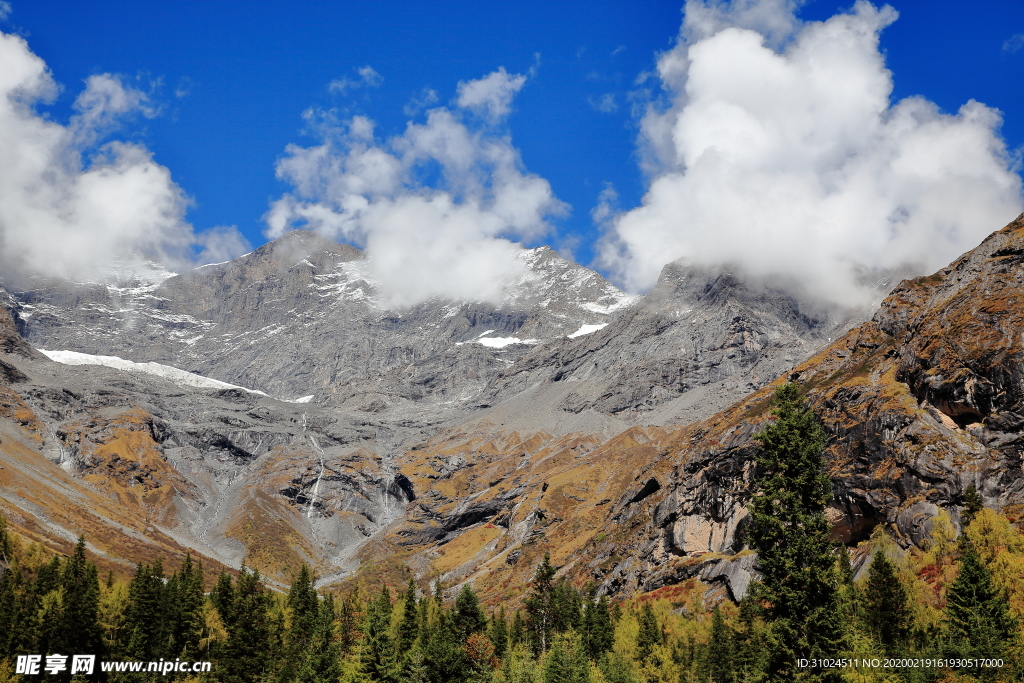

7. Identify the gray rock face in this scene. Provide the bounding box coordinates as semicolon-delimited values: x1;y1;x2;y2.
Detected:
0;348;413;577
4;232;635;417
486;261;871;424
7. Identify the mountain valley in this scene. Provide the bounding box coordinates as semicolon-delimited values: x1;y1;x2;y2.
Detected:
2;219;1022;604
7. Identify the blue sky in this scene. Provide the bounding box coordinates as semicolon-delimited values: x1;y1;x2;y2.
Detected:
6;1;683;265
2;1;1023;305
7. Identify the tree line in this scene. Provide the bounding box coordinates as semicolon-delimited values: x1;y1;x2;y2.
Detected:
0;384;1021;682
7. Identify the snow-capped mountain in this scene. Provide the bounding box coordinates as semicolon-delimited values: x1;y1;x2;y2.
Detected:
4;231;635;410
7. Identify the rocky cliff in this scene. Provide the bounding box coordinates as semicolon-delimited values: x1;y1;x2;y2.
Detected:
573;212;1024;598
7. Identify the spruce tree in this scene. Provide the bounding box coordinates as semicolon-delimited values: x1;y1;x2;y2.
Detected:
748;382;844;681
0;513;10;657
863;550;911;652
58;537;103;660
525;553;557;653
282;564;319;681
123;559;167;661
551;579;582;634
636;602;661;662
421;609;468;683
222;567;277;683
490;607;509;660
211;569;235;627
944;540;1018;663
582;594;614;660
296;594;342;683
362;585;400;683
338;588;362;656
599;651;638;683
169;554;205;658
510;610;526;649
962;484;984;526
703;606;736;683
398;577;420;652
453;584;487;641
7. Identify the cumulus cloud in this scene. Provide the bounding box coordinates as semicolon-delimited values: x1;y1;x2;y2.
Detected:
0;31;249;281
455;67;526;121
265;69;566;307
328;65;383;94
598;0;1024;307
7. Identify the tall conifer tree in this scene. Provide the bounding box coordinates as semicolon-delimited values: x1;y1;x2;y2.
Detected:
362;585;400;683
945;541;1018;663
222;567;277;683
297;595;342;683
525;553;557;654
863;550;911;652
58;537;102;659
490;607;508;660
748;382;844;681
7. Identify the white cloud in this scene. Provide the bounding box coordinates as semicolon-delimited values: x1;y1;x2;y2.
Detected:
328;65;383;94
0;31;250;281
174;76;193;99
589;93;618;113
266;69;566;307
1004;33;1024;54
598;0;1024;307
455;67;526;121
0;2;11;21
403;88;439;116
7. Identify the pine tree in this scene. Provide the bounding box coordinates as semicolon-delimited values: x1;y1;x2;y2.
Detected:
747;382;845;681
453;584;487;641
863;550;911;652
525;553;557;654
636;602;661;662
362;585;400;683
398;577;420;652
297;594;342;683
222;567;277;683
703;606;736;683
490;607;509;660
962;483;984;526
58;537;103;660
582;594;614;661
169;554;204;658
282;564;319;681
945;540;1018;663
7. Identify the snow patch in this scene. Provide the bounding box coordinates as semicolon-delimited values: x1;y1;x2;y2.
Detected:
288;395;315;403
568;323;608;338
39;350;268;396
477;336;538;348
